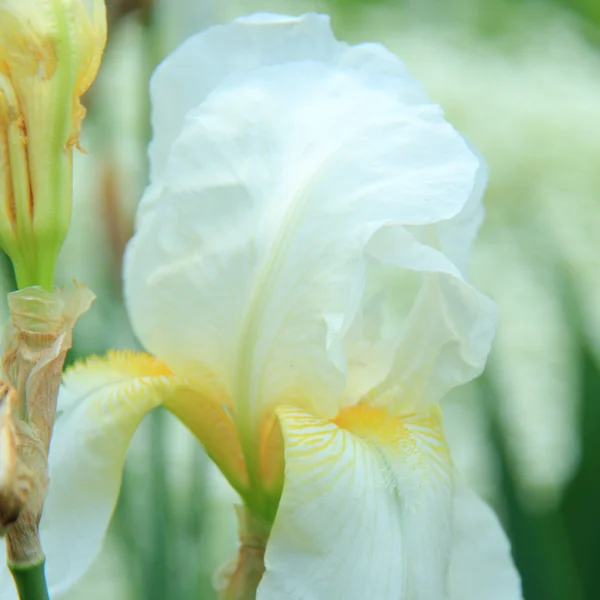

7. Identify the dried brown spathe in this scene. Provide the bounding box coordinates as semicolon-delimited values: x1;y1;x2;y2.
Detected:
0;284;94;565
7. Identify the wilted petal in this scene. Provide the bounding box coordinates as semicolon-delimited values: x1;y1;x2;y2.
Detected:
147;12;428;184
258;405;453;600
126;60;479;433
448;485;522;600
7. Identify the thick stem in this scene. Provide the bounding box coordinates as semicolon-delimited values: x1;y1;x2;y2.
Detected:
218;507;270;600
9;560;50;600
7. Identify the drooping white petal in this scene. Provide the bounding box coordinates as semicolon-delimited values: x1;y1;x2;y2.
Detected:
258;405;453;600
32;352;185;596
126;59;479;430
147;12;428;185
448;485;523;600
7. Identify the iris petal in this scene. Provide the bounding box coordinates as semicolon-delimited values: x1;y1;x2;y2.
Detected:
36;351;181;595
259;405;453;600
126;61;479;437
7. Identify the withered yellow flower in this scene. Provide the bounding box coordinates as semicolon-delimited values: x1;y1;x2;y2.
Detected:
0;0;106;290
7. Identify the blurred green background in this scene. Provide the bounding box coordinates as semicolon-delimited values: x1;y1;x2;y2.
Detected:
2;0;598;598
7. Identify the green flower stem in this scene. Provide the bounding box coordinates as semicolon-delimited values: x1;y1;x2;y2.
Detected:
8;560;50;600
220;508;270;600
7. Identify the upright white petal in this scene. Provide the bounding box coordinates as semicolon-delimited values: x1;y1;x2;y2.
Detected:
127;59;479;432
448;486;523;600
343;224;496;411
429;146;488;275
259;405;453;600
147;12;428;184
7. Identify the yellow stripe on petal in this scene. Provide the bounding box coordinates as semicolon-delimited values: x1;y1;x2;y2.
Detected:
259;404;453;600
333;403;451;486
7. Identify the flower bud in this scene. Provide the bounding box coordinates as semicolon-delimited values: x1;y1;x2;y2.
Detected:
0;0;107;290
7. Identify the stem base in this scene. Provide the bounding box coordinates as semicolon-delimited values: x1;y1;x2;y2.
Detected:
9;560;50;600
218;506;270;600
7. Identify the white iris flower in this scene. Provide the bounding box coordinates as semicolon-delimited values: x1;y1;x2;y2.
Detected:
0;13;522;600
